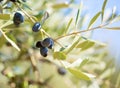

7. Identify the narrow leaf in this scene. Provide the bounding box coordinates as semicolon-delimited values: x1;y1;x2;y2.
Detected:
75;9;80;26
52;3;69;9
79;58;89;68
76;40;95;51
64;18;73;34
0;29;20;51
0;14;10;20
65;37;81;54
111;6;117;20
0;4;3;13
102;0;108;21
23;3;32;10
111;15;120;23
88;12;101;29
53;51;66;60
67;68;91;81
75;2;83;26
35;10;46;20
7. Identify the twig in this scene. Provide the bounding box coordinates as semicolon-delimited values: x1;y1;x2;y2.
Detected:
54;23;108;40
55;26;100;40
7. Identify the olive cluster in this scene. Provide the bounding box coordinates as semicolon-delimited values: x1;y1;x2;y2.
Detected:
13;12;41;31
12;1;53;57
36;38;54;57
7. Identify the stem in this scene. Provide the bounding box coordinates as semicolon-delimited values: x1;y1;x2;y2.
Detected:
55;23;108;40
41;29;51;37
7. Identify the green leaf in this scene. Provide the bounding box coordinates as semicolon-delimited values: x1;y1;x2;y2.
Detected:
0;29;20;51
99;69;113;79
53;51;66;60
35;10;46;20
0;21;13;29
67;68;91;81
111;6;117;20
88;12;101;29
52;3;69;9
0;4;3;13
75;9;80;26
111;15;120;23
0;35;6;47
0;14;10;20
104;27;120;30
64;18;73;35
23;3;32;10
75;3;82;26
65;37;81;54
76;40;95;51
102;0;108;22
79;58;89;68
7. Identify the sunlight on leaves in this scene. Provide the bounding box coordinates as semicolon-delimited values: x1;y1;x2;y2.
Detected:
67;68;91;81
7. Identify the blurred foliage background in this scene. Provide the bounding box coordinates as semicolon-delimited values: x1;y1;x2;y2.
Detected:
0;0;120;88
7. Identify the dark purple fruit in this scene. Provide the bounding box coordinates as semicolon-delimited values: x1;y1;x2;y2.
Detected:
57;67;66;75
10;0;18;2
41;38;53;48
35;41;43;48
0;0;3;2
13;12;24;26
40;47;48;57
32;22;41;32
48;39;54;49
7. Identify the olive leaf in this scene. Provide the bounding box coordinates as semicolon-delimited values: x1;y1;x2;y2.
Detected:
67;68;92;81
64;18;73;35
101;0;108;22
52;3;69;9
88;12;101;29
53;51;66;60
